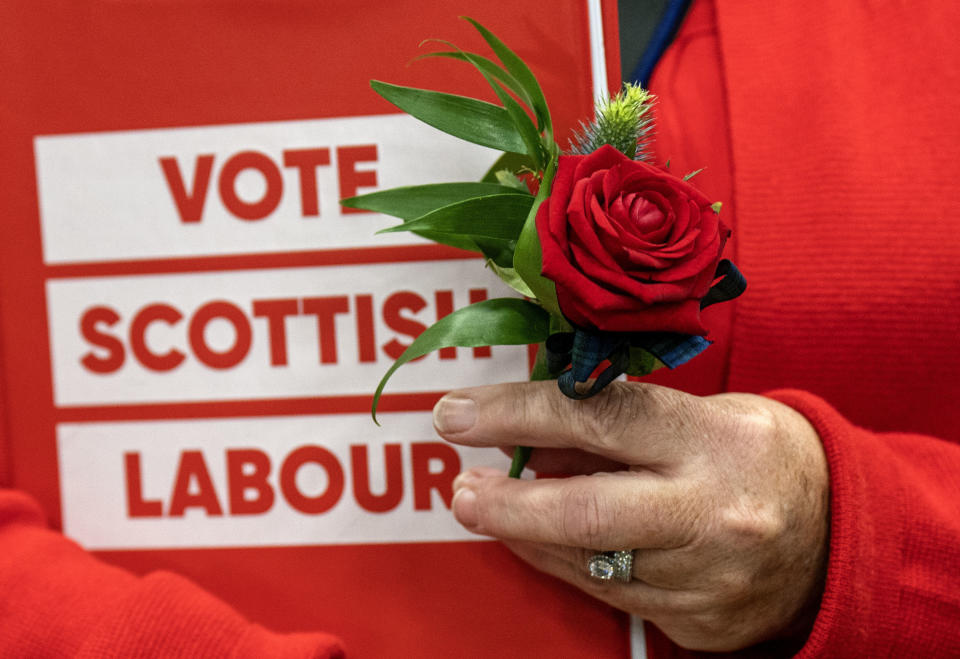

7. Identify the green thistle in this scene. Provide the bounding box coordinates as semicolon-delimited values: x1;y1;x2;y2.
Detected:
569;83;655;161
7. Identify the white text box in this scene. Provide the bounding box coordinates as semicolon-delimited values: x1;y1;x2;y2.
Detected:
58;412;514;550
35;115;497;263
47;261;528;405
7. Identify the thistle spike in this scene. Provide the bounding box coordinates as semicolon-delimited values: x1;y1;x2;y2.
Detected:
568;83;655;161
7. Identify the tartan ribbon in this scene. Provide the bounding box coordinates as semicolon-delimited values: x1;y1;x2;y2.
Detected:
555;331;631;399
641;333;712;368
549;259;746;399
700;259;746;310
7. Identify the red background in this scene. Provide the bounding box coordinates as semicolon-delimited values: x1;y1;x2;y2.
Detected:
0;1;628;656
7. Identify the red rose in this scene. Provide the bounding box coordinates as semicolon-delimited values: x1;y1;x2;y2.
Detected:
537;144;730;335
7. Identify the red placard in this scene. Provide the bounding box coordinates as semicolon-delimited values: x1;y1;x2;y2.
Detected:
0;1;629;656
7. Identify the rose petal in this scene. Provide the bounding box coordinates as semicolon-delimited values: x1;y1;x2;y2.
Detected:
558;283;709;335
566;188;622;271
618;246;677;270
570;241;697;304
573;144;628;181
629;195;667;234
539;148;728;336
612;190;673;244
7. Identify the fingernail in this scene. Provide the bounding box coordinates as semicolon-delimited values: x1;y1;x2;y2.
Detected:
452;487;479;528
452;470;474;492
433;396;477;434
453;467;500;492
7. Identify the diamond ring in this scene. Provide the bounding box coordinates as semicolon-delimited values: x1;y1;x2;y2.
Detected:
587;550;634;583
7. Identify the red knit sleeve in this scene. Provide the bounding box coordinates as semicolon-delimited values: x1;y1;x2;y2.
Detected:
0;489;345;658
767;390;960;657
645;390;960;657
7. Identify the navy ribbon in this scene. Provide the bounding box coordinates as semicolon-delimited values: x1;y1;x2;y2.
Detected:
700;259;746;310
556;331;631;399
549;259;746;399
629;0;695;87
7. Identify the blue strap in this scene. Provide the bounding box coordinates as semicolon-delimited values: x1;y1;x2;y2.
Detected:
548;328;708;399
701;259;747;310
545;332;575;375
641;333;711;369
545;260;745;399
555;330;630;399
629;0;694;86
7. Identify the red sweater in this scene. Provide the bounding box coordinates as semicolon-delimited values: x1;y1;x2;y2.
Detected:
643;0;960;656
2;1;960;656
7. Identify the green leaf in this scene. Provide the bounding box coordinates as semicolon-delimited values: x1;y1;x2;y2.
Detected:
372;298;550;422
494;169;529;191
407;231;482;254
342;182;528;254
377;193;533;242
486;260;535;297
463;17;552;135
512;148;563;317
371;80;526;153
548;312;573;335
426;40;545;169
527;341;555;381
481;151;535;183
341;182;525;220
497;87;545;169
711;201;723;214
473;237;516;268
683;168;704;181
417;50;531;110
625;346;665;377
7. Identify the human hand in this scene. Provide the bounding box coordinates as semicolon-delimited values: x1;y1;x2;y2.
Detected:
433;381;829;652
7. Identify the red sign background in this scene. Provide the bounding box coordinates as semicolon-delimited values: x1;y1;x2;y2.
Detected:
0;1;627;656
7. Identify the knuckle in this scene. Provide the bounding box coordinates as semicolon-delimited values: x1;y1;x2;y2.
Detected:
684;609;749;651
572;389;629;451
690;609;728;637
472;480;518;535
657;596;737;650
659;589;713;618
558;480;611;548
749;402;780;438
710;568;754;604
569;382;651;453
672;489;712;546
719;500;786;548
709;394;781;449
512;385;543;439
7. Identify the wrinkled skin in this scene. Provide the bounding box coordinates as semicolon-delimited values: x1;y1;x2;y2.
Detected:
433;381;829;652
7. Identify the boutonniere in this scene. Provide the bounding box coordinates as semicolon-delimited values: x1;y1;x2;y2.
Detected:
343;19;745;476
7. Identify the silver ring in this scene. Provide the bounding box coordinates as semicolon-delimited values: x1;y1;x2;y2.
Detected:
587;550;634;583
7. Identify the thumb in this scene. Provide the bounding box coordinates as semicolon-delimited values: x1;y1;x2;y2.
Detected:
433;380;702;467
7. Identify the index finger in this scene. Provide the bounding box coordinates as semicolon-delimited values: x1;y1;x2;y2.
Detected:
433;380;701;467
